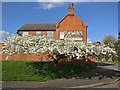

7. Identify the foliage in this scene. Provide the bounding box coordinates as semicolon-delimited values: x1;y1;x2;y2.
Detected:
2;35;117;63
118;32;120;60
2;61;95;81
102;35;116;48
93;41;101;46
116;39;120;61
118;32;120;39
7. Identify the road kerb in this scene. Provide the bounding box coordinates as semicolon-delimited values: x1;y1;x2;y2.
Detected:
63;78;120;88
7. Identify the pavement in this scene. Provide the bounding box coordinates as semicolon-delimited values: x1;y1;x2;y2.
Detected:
95;81;119;88
96;61;120;71
1;62;120;90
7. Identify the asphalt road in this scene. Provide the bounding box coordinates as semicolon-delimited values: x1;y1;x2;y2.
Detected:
95;81;119;88
96;62;119;71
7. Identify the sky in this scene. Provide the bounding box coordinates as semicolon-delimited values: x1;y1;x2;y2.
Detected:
1;2;118;42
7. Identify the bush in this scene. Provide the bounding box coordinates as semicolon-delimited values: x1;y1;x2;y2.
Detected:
29;61;95;79
2;61;95;81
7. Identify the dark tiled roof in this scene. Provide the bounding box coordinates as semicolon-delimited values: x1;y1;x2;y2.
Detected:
18;23;56;31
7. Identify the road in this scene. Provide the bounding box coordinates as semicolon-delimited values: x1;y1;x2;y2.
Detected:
96;62;119;71
95;81;119;88
94;62;120;88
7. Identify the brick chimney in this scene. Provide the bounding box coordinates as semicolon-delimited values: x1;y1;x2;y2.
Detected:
68;3;74;15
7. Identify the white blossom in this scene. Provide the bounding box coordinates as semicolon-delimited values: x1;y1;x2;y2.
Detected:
2;35;117;60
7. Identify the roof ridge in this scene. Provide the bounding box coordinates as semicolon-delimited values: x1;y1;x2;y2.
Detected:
18;23;56;31
25;23;56;25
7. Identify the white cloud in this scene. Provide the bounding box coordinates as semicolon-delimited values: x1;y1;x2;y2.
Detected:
87;38;92;43
35;2;65;10
35;0;119;2
2;0;120;2
34;0;119;10
0;30;9;36
0;30;10;41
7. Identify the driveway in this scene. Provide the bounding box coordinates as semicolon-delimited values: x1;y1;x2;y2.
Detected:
96;62;119;71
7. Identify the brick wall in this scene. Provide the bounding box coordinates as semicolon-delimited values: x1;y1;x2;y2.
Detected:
54;14;87;42
28;31;36;36
0;42;53;61
0;42;3;52
1;53;53;61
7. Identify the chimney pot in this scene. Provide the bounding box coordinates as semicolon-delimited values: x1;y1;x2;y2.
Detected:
68;3;74;15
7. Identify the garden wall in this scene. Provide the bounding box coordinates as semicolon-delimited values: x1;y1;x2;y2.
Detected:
1;53;97;62
1;53;53;61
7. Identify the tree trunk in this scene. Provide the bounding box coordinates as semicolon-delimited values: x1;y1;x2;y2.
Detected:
102;57;106;62
108;57;112;62
5;56;9;60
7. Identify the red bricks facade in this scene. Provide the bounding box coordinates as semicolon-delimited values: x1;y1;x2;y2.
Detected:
17;4;87;43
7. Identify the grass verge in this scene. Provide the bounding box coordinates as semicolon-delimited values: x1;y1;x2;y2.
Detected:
2;60;95;81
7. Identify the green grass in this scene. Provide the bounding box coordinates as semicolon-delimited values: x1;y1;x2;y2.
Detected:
0;61;2;81
110;61;120;64
2;61;95;81
97;58;120;64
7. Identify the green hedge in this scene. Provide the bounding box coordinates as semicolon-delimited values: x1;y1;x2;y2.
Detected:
2;61;95;81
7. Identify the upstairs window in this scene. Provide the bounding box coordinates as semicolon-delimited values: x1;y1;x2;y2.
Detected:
64;30;83;40
47;31;53;37
36;31;41;36
59;31;64;39
22;32;28;37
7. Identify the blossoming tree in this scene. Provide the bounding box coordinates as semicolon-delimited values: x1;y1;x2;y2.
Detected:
2;35;117;65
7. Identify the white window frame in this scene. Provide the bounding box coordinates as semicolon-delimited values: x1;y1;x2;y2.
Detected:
59;31;64;39
22;31;28;36
47;31;53;37
64;30;83;40
36;31;41;36
80;31;82;35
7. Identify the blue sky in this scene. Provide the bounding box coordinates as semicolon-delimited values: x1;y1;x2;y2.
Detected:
2;2;118;42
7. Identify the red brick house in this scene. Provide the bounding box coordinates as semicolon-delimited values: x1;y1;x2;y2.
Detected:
1;4;93;61
17;4;87;43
